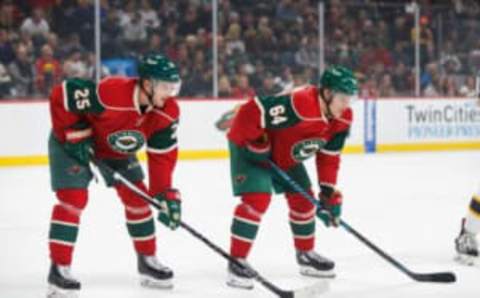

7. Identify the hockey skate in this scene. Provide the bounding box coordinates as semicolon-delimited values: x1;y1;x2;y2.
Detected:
137;254;174;289
296;250;336;278
226;258;255;290
46;263;80;298
455;219;479;266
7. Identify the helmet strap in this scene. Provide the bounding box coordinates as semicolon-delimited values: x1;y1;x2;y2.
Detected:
139;78;155;108
320;88;334;119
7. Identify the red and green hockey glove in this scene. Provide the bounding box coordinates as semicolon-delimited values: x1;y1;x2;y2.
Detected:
317;186;342;227
154;188;181;230
63;127;93;166
243;134;271;164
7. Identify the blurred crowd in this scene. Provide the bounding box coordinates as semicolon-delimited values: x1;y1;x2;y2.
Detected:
0;0;479;99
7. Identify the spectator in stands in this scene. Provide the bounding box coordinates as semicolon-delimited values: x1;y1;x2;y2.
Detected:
421;62;439;92
145;32;162;55
70;0;94;50
0;62;12;98
8;43;34;97
0;0;22;29
218;74;232;97
62;49;87;79
378;73;397;97
140;0;160;33
392;41;412;67
440;40;462;74
392;62;413;95
253;16;277;64
0;28;14;65
257;72;282;96
276;0;299;22
178;4;202;36
458;76;477;97
439;75;459;97
184;49;211;96
295;35;318;69
102;8;124;58
17;30;34;57
57;33;85;61
20;8;49;40
411;15;434;68
231;74;255;98
392;16;411;50
423;76;442;97
44;32;60;58
35;44;62;96
225;23;245;56
122;11;148;52
84;51;110;80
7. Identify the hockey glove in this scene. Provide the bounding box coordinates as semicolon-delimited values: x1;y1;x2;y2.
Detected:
63;127;93;166
243;134;271;164
154;188;181;230
316;186;342;227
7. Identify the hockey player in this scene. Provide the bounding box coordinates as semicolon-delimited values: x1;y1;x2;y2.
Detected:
225;66;358;289
455;192;480;265
46;54;182;297
455;79;480;266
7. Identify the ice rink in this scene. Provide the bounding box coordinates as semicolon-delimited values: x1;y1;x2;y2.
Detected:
1;151;479;298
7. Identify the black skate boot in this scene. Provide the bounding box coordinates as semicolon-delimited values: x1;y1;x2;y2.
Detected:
226;258;255;290
296;250;336;278
47;263;81;298
455;218;479;266
137;254;174;289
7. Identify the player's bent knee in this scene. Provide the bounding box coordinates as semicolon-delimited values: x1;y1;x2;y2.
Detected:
241;193;272;216
115;183;150;208
56;188;88;215
286;192;316;214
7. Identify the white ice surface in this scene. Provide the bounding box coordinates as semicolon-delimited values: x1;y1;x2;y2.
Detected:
1;151;479;298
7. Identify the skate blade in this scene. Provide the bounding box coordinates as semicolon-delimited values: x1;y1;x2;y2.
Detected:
226;273;254;290
47;284;79;298
139;275;173;289
454;254;479;266
300;266;336;278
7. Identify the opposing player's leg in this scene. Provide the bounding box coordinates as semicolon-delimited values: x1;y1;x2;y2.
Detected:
227;142;273;289
47;134;93;298
455;193;480;265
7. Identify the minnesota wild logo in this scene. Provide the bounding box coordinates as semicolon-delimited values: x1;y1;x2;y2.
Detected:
108;130;146;154
291;139;326;162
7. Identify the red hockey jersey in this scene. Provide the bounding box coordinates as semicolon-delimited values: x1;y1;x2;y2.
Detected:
49;76;179;195
228;85;352;189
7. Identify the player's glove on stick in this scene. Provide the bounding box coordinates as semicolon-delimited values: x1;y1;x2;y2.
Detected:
317;186;342;227
154;188;181;230
63;127;93;166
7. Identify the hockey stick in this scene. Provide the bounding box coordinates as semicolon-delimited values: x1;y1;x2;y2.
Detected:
268;160;456;283
90;158;328;298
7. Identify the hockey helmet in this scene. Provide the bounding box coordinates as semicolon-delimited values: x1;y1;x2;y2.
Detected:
138;54;181;96
320;65;358;96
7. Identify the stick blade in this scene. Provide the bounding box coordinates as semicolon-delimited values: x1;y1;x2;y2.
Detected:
413;272;456;283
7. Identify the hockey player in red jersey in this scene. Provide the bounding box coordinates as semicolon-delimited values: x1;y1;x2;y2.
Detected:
46;54;182;297
225;66;358;289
